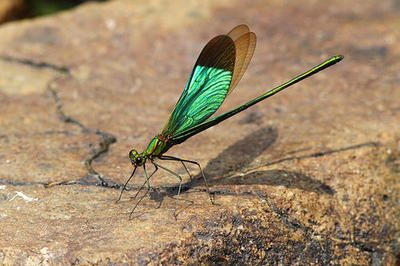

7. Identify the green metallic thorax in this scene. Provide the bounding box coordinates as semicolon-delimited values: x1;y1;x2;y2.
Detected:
129;135;173;166
145;135;173;158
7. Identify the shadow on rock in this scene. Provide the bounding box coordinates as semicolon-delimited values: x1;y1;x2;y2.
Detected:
161;126;334;201
212;169;335;195
203;126;278;178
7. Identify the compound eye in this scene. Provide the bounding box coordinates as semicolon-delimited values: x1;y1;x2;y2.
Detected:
129;149;138;158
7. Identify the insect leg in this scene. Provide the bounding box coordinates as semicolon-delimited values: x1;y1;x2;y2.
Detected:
180;161;193;180
130;163;159;201
129;163;158;219
152;161;182;219
158;157;192;181
116;165;137;202
159;155;214;204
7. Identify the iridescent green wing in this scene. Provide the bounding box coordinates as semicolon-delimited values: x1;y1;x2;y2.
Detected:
161;34;236;138
162;25;257;140
172;55;344;144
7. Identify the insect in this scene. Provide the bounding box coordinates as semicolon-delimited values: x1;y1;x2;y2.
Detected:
118;24;343;217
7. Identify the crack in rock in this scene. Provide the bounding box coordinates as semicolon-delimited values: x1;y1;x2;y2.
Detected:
48;86;89;133
45;79;118;188
0;55;70;73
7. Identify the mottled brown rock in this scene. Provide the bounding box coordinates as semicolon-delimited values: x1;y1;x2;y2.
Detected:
0;0;399;264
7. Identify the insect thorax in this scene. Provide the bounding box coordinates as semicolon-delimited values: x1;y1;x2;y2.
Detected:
145;136;172;158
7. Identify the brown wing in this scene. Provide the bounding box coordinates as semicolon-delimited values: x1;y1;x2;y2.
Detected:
227;24;256;94
227;24;250;40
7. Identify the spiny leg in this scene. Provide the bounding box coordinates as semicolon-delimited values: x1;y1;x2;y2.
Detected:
130;164;159;201
116;165;137;202
129;163;158;219
180;161;193;181
159;158;193;181
117;164;158;203
152;161;182;219
159;155;214;204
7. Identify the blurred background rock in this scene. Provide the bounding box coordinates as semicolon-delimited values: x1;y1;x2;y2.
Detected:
0;0;107;23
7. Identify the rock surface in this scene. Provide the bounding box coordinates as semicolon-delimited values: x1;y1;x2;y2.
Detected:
0;0;399;264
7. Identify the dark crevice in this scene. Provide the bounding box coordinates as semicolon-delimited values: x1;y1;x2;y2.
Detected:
0;55;70;73
85;130;117;175
0;179;48;186
62;173;120;189
0;176;121;189
83;130;118;188
0;76;118;189
45;79;118;188
48;87;89;133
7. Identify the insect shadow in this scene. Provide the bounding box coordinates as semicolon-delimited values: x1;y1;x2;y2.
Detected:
151;126;334;206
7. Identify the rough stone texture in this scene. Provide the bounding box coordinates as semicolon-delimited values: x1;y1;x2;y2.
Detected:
0;0;399;264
